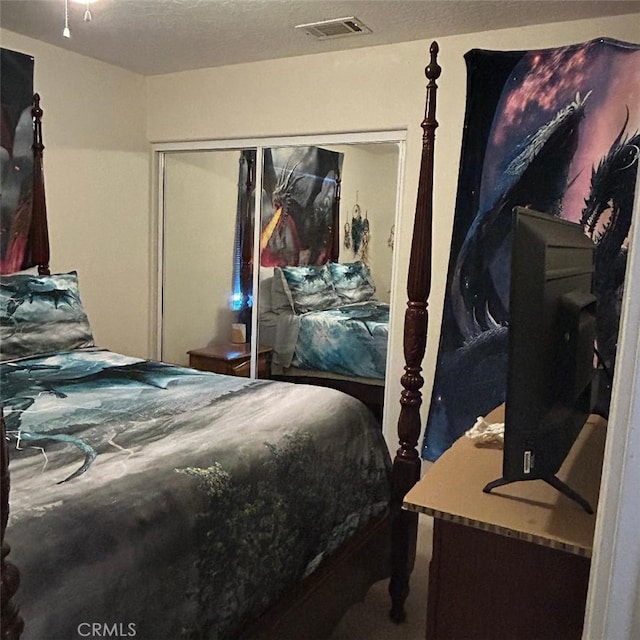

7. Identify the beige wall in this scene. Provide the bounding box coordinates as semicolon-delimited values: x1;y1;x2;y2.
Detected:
145;14;640;447
0;29;150;358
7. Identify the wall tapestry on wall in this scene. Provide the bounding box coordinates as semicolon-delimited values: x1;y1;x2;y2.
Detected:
1;48;35;273
423;37;640;461
260;146;343;267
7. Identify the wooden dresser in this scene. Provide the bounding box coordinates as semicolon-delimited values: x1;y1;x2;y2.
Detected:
403;405;607;639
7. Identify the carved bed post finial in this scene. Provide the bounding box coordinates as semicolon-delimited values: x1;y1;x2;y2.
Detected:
30;93;50;277
389;41;441;623
1;409;25;639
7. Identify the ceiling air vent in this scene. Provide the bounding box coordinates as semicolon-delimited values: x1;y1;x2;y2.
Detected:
295;17;372;40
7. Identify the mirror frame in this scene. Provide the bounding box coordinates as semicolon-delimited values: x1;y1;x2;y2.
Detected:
151;130;406;414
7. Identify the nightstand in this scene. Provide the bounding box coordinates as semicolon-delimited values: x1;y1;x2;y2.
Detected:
187;343;271;378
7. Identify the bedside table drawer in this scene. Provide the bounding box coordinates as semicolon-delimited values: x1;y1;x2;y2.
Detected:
189;351;249;375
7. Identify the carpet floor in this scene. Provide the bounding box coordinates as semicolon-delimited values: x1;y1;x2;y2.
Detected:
328;516;433;640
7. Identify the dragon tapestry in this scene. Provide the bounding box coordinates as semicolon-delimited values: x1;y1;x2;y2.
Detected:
0;48;34;274
423;37;640;461
260;146;343;267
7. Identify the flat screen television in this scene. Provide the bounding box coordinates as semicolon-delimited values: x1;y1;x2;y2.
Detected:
483;207;597;513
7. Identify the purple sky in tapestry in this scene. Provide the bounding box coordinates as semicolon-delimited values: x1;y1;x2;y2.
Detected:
1;49;34;274
422;38;640;461
260;146;343;267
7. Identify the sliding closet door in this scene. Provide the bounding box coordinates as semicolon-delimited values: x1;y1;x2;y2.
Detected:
335;143;399;302
156;134;403;393
162;150;252;366
256;141;400;382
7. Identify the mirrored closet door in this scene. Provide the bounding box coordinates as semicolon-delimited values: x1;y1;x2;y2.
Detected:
258;142;400;388
160;148;255;368
156;133;404;412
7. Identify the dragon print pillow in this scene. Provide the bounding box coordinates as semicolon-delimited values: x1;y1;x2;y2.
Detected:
0;271;95;362
277;265;341;314
328;261;376;304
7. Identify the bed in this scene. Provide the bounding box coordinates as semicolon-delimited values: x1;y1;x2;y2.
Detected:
0;42;441;639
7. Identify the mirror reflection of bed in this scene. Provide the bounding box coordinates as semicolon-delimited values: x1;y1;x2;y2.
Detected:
159;140;401;422
259;142;399;421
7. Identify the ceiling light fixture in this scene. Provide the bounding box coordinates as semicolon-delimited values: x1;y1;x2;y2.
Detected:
63;0;98;38
72;0;96;21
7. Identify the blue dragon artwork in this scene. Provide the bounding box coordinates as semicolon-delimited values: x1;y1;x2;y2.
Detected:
423;38;640;461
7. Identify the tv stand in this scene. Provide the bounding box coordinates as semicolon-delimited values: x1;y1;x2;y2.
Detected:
403;405;607;639
483;474;594;514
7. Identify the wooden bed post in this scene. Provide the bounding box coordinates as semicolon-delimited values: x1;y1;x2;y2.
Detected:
1;409;25;640
30;94;50;277
0;92;51;639
389;41;441;623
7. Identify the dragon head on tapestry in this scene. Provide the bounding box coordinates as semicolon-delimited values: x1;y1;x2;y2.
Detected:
259;146;343;268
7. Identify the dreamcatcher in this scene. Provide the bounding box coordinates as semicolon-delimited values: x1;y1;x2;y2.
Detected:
345;196;371;264
359;211;370;265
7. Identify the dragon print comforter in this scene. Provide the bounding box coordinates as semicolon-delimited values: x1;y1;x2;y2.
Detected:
1;349;391;640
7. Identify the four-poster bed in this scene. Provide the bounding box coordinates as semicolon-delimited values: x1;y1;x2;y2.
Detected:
0;42;440;639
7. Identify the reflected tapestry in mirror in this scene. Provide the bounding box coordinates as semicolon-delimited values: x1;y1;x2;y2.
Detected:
260;146;343;267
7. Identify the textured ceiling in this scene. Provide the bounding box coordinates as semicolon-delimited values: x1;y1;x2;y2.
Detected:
1;0;639;76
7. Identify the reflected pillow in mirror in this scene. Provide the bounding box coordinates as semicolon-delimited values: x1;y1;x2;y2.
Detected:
0;270;95;362
278;265;340;314
329;261;376;304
